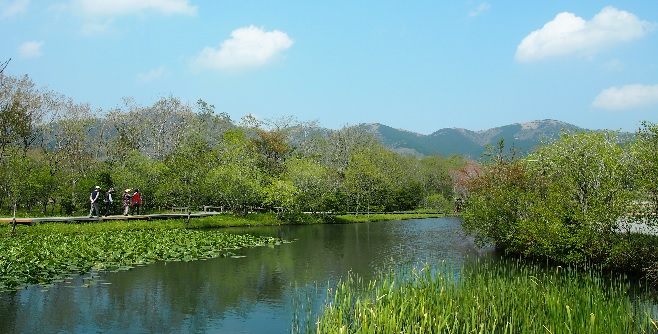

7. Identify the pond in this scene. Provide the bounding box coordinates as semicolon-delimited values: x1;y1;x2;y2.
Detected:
0;217;487;333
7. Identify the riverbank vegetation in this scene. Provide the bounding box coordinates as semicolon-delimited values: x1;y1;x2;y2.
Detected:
305;259;657;333
461;124;658;284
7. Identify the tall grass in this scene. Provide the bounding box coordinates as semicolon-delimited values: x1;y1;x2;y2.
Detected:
307;259;657;333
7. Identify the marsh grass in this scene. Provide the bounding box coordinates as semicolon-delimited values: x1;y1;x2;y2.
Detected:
307;259;658;333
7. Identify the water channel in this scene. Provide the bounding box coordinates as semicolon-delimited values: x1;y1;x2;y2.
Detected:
0;217;488;333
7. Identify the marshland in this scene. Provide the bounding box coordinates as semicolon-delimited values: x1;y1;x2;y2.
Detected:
2;71;658;332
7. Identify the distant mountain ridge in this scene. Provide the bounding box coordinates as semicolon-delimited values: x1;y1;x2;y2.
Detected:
359;119;584;158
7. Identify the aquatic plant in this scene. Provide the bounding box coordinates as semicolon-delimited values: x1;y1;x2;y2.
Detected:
310;259;657;333
0;222;278;292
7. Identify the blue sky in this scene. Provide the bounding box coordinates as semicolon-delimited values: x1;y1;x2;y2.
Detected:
1;0;657;134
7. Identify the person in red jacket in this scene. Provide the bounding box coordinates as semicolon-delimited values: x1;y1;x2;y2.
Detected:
132;188;142;215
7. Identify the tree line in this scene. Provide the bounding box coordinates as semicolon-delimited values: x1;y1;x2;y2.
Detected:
0;73;465;219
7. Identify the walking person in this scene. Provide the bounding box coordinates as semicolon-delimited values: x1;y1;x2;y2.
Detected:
123;189;132;216
104;187;114;216
132;188;142;215
89;186;101;217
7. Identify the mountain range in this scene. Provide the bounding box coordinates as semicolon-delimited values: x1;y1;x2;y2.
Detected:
359;119;585;158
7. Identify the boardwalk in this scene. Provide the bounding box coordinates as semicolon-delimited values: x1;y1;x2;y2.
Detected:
0;212;224;226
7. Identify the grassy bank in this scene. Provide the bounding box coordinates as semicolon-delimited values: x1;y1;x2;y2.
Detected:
333;212;447;223
189;211;447;226
188;211;446;227
308;259;657;333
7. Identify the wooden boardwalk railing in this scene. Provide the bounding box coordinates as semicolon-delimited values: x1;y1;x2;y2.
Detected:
0;212;224;226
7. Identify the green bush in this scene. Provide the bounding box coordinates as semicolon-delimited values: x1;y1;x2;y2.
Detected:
606;234;658;273
462;132;647;275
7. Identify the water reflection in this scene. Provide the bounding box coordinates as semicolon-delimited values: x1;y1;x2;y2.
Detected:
0;217;484;333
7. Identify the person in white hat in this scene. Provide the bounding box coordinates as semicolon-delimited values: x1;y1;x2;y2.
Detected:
89;186;101;217
123;189;132;216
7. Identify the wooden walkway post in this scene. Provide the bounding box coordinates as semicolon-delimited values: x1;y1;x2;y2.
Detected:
11;202;17;234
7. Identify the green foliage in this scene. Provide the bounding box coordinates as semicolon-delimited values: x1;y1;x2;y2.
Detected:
205;163;264;214
461;143;528;248
424;194;452;213
345;151;388;214
280;158;336;213
310;259;656;333
631;121;658;225
463;131;649;272
263;180;299;213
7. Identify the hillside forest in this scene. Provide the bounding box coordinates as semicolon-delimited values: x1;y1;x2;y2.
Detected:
0;73;465;219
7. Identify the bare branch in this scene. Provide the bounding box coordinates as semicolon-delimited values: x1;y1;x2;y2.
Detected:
0;58;10;74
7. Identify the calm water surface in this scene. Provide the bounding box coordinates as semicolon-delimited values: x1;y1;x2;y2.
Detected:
0;217;487;333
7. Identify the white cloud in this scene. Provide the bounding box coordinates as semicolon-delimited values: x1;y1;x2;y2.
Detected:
0;0;29;19
72;0;196;18
18;40;43;58
68;0;196;35
468;2;491;17
191;25;294;70
136;66;165;84
515;6;655;62
592;84;658;111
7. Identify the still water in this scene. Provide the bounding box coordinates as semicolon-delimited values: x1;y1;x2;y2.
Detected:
0;217;486;333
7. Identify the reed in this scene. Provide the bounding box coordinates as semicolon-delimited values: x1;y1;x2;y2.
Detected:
309;259;657;333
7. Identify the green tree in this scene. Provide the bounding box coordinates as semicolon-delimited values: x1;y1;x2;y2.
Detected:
0;74;45;155
631;121;658;224
463;131;635;265
240;115;301;178
279;158;339;214
381;154;424;211
162;135;214;211
461;142;527;249
0;73;51;214
38;96;97;214
345;151;389;215
263;179;299;216
111;151;164;211
204;129;264;214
